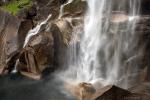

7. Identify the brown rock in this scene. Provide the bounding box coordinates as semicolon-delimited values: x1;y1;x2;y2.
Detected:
0;9;21;74
17;32;54;78
61;0;87;18
49;18;73;69
129;82;150;96
95;85;150;100
35;0;61;21
64;82;96;100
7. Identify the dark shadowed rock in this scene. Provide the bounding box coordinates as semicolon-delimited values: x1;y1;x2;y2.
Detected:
17;5;37;20
0;0;11;6
0;9;21;74
59;0;68;4
95;85;150;100
17;20;33;49
0;9;33;74
49;18;74;69
129;82;150;96
35;0;61;21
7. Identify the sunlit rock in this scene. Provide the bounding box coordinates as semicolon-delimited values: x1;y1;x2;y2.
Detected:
64;82;96;100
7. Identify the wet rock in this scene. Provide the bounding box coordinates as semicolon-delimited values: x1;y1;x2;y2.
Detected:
59;0;68;4
95;85;150;100
65;80;150;100
35;0;61;21
49;18;74;68
64;82;96;100
54;19;73;45
16;32;54;79
17;20;33;49
0;9;21;74
0;9;33;74
129;82;150;96
61;0;87;18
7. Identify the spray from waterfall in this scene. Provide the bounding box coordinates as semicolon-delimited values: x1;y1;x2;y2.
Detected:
58;0;141;89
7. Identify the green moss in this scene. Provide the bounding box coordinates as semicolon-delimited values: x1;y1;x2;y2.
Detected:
2;0;32;15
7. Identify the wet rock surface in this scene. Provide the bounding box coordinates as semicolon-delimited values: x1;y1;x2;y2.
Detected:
0;9;34;74
16;31;54;78
0;9;21;73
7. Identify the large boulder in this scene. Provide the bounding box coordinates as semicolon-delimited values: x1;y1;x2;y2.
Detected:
16;31;54;79
49;18;73;69
48;17;83;69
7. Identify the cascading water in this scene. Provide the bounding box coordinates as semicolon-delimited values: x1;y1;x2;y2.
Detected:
58;0;74;19
23;14;52;47
12;14;52;73
59;0;141;89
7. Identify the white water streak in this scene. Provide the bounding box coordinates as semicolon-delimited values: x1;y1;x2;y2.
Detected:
23;14;52;47
58;0;74;19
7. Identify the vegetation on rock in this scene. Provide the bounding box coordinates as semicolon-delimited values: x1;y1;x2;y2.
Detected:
2;0;32;15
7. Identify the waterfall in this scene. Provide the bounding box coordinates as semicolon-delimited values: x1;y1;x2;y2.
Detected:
59;0;141;89
23;14;51;47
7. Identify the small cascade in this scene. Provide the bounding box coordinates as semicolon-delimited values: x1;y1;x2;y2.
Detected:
58;0;74;19
11;59;19;73
23;14;52;47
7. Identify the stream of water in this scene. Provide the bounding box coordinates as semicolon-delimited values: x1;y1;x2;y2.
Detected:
23;14;52;47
